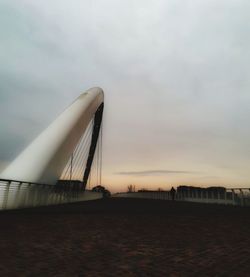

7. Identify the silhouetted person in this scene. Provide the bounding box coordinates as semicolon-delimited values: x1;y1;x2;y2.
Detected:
170;187;176;201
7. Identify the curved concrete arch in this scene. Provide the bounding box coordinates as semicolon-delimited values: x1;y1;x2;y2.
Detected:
1;87;104;185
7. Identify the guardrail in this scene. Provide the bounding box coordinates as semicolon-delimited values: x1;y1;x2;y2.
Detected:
0;178;103;211
176;188;250;206
113;188;250;206
114;191;172;201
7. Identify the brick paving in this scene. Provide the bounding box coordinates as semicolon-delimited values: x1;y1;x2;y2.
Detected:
0;198;250;276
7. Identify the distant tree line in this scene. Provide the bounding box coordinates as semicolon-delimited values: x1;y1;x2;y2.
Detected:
177;185;226;194
137;185;226;194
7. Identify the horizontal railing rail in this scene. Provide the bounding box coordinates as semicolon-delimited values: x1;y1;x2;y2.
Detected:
0;179;102;211
113;188;250;207
0;178;52;187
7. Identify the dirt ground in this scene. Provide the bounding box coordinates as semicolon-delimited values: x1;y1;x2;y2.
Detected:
0;198;250;276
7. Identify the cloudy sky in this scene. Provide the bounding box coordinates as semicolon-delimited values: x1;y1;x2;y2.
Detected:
0;0;250;192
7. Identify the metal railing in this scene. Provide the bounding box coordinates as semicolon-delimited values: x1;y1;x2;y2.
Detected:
113;191;173;201
0;178;102;211
176;188;250;206
113;188;250;207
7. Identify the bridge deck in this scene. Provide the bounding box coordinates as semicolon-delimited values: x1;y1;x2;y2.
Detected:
0;198;250;276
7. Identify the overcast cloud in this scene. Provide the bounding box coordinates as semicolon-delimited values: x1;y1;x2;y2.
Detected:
1;0;250;191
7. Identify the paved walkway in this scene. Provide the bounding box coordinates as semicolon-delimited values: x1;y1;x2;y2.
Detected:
0;198;250;276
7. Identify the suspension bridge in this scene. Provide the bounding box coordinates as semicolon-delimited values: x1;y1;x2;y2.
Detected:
0;87;104;210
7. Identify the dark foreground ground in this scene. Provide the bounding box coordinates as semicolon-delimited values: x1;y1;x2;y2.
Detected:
0;198;250;276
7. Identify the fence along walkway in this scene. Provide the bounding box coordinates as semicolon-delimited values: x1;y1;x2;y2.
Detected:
0;179;102;211
114;188;250;207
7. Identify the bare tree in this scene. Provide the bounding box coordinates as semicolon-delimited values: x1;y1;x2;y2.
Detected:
127;184;135;193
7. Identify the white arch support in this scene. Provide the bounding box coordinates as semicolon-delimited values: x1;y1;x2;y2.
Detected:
1;87;104;185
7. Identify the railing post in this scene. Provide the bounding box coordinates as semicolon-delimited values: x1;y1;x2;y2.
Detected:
240;189;244;206
2;181;11;210
37;185;42;206
31;184;37;207
212;191;216;203
232;189;235;205
16;182;22;208
26;183;32;207
32;185;37;207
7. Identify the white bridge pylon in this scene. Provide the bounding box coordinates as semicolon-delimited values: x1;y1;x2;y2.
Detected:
1;87;104;185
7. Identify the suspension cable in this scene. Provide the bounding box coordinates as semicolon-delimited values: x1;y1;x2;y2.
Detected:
60;120;92;180
100;122;103;186
70;123;93;180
